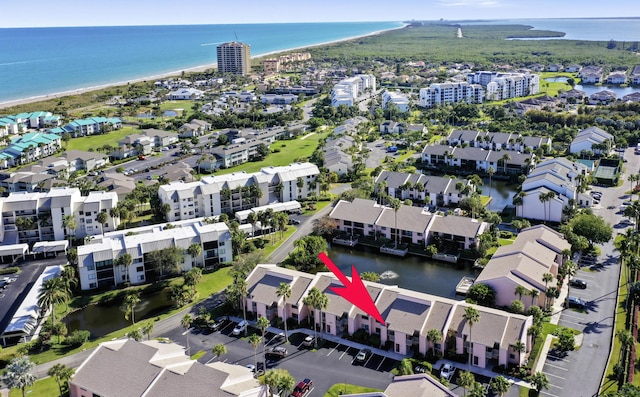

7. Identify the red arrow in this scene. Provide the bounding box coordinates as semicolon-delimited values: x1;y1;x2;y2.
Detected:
318;252;385;325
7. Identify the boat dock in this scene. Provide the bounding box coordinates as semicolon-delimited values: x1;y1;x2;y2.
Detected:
455;276;476;295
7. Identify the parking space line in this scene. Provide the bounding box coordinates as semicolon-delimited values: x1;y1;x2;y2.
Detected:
544;363;568;371
549;384;564;390
339;347;350;360
327;344;338;356
364;355;373;367
540;392;560;397
559;319;584;327
561;312;586;320
543;372;566;380
546;355;571;363
375;357;385;371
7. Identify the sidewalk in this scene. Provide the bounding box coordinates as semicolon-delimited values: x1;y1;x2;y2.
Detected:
433;359;532;388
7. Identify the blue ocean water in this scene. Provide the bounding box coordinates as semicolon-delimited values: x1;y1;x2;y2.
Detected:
462;18;640;41
0;22;402;104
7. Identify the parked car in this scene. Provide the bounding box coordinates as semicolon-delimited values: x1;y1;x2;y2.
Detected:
440;363;455;381
291;378;313;397
288;219;301;225
569;279;588;289
232;320;248;335
567;296;586;309
266;346;288;359
355;348;371;363
301;335;315;347
414;365;428;373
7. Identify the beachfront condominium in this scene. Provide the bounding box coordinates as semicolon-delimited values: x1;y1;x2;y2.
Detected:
419;82;485;108
217;42;251;75
467;71;539;101
331;74;377;107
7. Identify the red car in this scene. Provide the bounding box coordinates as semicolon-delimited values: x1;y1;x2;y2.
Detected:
291;378;313;397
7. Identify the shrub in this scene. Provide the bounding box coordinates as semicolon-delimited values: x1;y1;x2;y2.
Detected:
0;267;19;275
499;231;514;239
66;330;90;347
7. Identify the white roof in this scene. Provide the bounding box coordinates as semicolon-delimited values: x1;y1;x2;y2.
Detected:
235;201;301;222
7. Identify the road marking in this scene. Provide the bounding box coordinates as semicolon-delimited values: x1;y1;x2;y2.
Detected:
558;319;584;327
544;363;568;371
560;313;586;320
376;357;386;371
364;354;373;367
327;344;338;356
549;384;564;390
339;348;350;360
543;372;566;380
540;392;560;397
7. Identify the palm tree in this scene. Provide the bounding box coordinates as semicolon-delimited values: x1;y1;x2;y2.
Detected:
237;278;249;336
529;288;540;307
514;285;527;301
500;153;511;174
276;282;292;344
426;328;443;358
48;363;75;397
617;329;634;371
487;166;495;197
187;243;202;267
303;287;327;347
247;212;258;237
61;214;77;243
490;375;511;397
122;291;141;324
2;356;36;397
459;370;475;397
463;305;480;369
629;173;638;201
257;316;271;374
389;198;402;247
538;192;551;223
513;340;526;363
212;343;227;361
562;260;578;307
142;322;154;341
59;267;76;314
181;314;193;353
115;253;133;285
530;372;550;396
38;277;66;326
95;211;109;233
542;273;554;291
248;334;261;373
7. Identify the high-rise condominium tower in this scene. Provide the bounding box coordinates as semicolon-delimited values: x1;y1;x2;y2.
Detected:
216;42;250;75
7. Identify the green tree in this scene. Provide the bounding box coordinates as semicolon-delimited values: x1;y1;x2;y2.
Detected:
183;267;203;293
514;285;527;301
426;328;443;357
2;356;36;397
510;300;525;314
276;282;292;344
212;343;227;360
389;197;402;247
489;375;511;397
95;211;109;231
181;314;193;353
469;381;487;397
530;372;550;395
142;321;154;341
397;358;414;375
360;271;381;282
122;291;141;324
459;370;475;397
115;253;133;285
262;368;295;397
288;235;327;271
248;334;262;373
187;243;202;267
302;287;328;347
570;213;613;248
466;283;496;306
463;306;480;369
38;277;66;326
48;363;75;397
62;214;77;243
257;316;271;373
553;327;575;352
529;288;540;307
145;246;183;280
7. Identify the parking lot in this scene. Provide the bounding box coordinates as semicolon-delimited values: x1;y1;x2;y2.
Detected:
164;319;396;396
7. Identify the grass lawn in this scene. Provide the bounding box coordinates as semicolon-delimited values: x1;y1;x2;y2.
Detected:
324;384;382;397
498;238;515;246
0;267;233;367
66;126;141;152
480;195;491;206
9;376;60;397
191;350;206;360
261;228;296;259
208;131;328;177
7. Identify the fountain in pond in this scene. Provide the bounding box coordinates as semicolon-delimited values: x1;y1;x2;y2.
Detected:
379;270;399;280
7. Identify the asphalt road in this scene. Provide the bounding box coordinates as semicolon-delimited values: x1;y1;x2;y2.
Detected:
536;148;633;397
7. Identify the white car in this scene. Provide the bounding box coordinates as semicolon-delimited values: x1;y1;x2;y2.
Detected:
440;363;455;381
232;320;248;335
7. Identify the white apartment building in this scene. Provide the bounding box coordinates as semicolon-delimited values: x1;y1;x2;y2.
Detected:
331;74;376;107
381;91;410;112
467;71;539;101
159;162;320;222
419;82;484;108
0;188;120;244
77;219;232;290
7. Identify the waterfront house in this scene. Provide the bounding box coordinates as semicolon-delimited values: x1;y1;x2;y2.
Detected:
606;71;627;85
588;90;617;105
48;117;122;138
579;66;603;84
245;264;532;368
474;225;571;311
565;64;582;73
166;88;204;100
374;170;472;207
569;126;614;155
421;145;535;174
559;89;587;103
546;64;564;72
69;339;266;397
623;92;640;103
445;130;551;153
631;65;640;85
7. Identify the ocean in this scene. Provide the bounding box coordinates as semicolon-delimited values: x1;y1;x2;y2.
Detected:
2;18;639;106
0;22;402;105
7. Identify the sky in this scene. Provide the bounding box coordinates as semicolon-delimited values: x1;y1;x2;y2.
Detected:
3;0;640;28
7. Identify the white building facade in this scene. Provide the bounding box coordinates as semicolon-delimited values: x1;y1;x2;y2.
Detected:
419;82;484;108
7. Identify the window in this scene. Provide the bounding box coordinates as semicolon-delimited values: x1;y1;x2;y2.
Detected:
138;275;145;281
87;264;95;271
89;283;97;289
136;266;143;272
88;274;96;280
361;315;369;320
510;353;515;359
79;211;84;215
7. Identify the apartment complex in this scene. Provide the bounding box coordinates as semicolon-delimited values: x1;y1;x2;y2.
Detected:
445;129;552;153
77;218;232;290
0;132;62;167
375;170;474;208
418;82;484;108
381;91;410;112
158;162;320;222
0;188;119;244
467;71;539;101
246;264;532;367
216;42;251;75
331;74;377;107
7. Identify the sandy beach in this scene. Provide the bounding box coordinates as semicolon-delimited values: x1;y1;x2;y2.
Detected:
0;24;405;110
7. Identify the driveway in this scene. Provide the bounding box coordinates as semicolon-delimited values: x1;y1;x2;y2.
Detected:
536;148;634;397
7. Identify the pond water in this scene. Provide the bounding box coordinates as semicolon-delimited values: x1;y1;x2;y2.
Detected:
544;77;640;97
326;245;477;299
66;289;173;338
484;179;517;213
136;110;178;118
